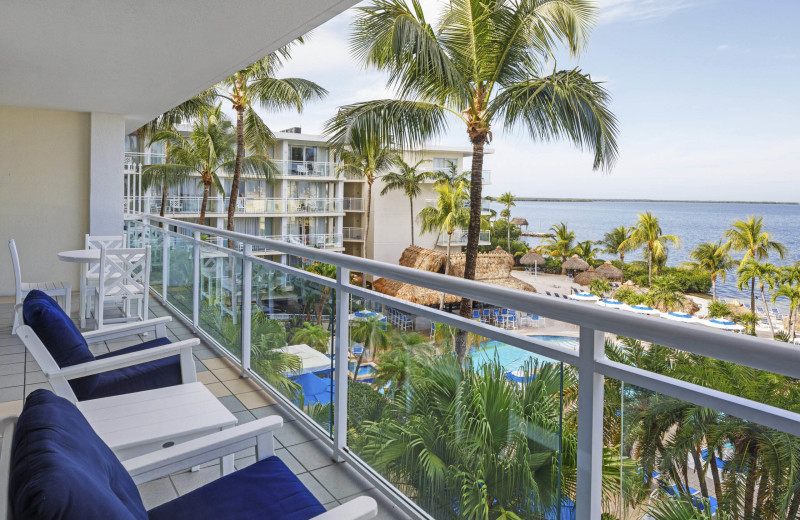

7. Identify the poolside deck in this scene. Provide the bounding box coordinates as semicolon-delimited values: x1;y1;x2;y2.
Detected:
0;295;409;519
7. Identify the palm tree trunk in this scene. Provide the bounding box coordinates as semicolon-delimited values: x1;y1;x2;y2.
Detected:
743;448;758;520
754;471;770;519
711;274;717;301
362;177;373;287
160;180;168;218
751;278;756;314
506;214;511;252
353;350;365;383
199;181;210;224
709;451;722;503
691;446;709;499
409;197;415;246
648;248;653;285
786;485;800;519
620;253;625;281
440;233;452;311
761;284;775;336
227;106;246;247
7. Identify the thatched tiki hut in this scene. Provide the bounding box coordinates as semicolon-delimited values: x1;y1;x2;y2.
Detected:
373;246;536;306
595;261;623;281
574;267;600;286
520;251;545;267
510;217;529;228
561;254;590;275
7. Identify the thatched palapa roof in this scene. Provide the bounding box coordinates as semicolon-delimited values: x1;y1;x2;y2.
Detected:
562;254;590;271
520;251;546;266
510;217;529;227
373;246;536;305
574;267;600;286
595;261;623;281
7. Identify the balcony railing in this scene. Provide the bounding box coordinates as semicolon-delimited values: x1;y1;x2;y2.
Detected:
343;227;364;240
425;198;491;212
126;213;800;520
273;160;335;178
343;198;364;211
142;196;342;215
428;167;491;184
436;227;491;246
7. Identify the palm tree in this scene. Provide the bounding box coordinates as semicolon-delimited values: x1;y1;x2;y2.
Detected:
380;158;432;246
575;240;600;264
430;161;468;187
725;216;788;312
350;315;389;380
772;284;800;341
598;226;633;280
542;222;576;265
329;126;398;266
290;322;330;353
329;0;618;325
216;43;327;233
737;261;778;336
497;192;516;252
418;181;469;309
646;276;687;313
621;212;681;285
687;240;735;301
303;261;336;325
141;128;191;219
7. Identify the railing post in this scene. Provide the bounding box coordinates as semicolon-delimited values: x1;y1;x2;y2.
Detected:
162;226;170;301
333;266;350;462
192;231;201;329
576;327;604;520
240;243;252;378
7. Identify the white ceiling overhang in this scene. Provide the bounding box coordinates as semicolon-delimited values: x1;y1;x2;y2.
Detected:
0;0;358;133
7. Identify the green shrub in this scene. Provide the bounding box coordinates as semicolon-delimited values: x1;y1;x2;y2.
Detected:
589;278;611;297
613;287;646;305
708;300;731;318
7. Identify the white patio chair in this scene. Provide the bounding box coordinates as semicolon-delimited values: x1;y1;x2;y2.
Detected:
94;246;151;329
80;234;125;328
8;239;71;334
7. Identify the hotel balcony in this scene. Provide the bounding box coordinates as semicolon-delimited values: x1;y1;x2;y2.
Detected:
135;197;344;217
343;198;365;212
343;226;364;241
434;227;491;247
274;160;336;179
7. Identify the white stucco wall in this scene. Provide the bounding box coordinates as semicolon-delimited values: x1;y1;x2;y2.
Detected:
0;106;91;296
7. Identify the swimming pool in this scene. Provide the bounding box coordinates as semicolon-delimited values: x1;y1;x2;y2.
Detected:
348;361;377;377
470;335;578;372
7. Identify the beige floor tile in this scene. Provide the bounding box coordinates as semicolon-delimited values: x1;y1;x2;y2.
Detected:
211;367;240;382
0;400;23;416
196;371;219;385
237;390;276;409
201;358;232;370
204;382;232;398
222;378;260;394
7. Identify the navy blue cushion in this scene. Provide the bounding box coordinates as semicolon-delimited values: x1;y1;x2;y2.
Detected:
23;290;98;397
148;456;326;520
9;389;147;520
77;337;182;401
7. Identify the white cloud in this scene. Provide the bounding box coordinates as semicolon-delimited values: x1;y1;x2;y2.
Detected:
717;44;731;51
596;0;696;23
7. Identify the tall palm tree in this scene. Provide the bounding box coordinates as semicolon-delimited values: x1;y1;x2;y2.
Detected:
575;240;599;263
725;216;788;312
497;192;516;252
329;126;398;266
216;43;327;233
737;260;778;335
418;181;470;310
329;0;618;325
773;284;800;341
380;158;432;246
542;222;577;265
598;226;633;280
687;240;735;301
621;212;681;285
430;161;468;187
290;322;330;353
350;315;389;379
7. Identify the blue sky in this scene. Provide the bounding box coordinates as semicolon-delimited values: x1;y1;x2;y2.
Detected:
260;0;800;202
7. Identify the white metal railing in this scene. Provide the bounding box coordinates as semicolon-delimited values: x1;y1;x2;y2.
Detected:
273;160;335;178
343;198;364;211
129;213;800;520
140;196;342;215
428;167;491;184
436;227;490;246
343;227;364;240
425;198;491;212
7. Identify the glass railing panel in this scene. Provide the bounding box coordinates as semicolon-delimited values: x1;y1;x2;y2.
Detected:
249;260;336;436
143;226;164;296
607;377;800;520
166;234;194;317
198;245;243;360
346;294;567;519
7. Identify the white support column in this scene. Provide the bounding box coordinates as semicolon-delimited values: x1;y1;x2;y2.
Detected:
333;266;350;462
240;244;253;378
89;113;125;235
576;327;605;520
192;231;201;329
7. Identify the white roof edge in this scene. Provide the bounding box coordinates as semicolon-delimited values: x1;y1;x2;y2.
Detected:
273;132;494;156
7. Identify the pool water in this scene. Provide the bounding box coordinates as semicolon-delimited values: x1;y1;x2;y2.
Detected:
348;361;377;376
470;335;578;372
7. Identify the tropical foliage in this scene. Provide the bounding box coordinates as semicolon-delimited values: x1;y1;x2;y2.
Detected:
598;226;633;281
621;212;681;285
380;158;433;246
685;240;735;301
497;192;516;252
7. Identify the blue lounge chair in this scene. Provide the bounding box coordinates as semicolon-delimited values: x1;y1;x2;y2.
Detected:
17;290;197;402
546;291;552;296
3;389;377;520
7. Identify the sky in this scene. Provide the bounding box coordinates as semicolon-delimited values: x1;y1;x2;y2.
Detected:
255;0;800;202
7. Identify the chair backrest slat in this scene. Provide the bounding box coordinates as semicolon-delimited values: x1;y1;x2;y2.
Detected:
7;240;22;301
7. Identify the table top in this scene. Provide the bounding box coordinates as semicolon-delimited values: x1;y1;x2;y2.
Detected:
58;249;102;263
77;382;237;451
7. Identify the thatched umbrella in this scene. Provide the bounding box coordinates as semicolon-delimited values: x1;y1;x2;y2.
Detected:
510;217;529;228
562;254;590;271
595;261;623;281
574;269;600;286
520;251;545;266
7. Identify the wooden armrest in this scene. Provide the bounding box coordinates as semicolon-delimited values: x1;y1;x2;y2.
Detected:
311;497;378;520
123;416;283;484
54;340;198;380
83;316;172;344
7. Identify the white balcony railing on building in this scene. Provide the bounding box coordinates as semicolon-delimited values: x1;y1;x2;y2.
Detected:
436;227;490;246
273;160;335;178
342;227;364;240
141;196;343;215
425;198;492;213
126;214;800;520
427;167;491;184
342;198;364;211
